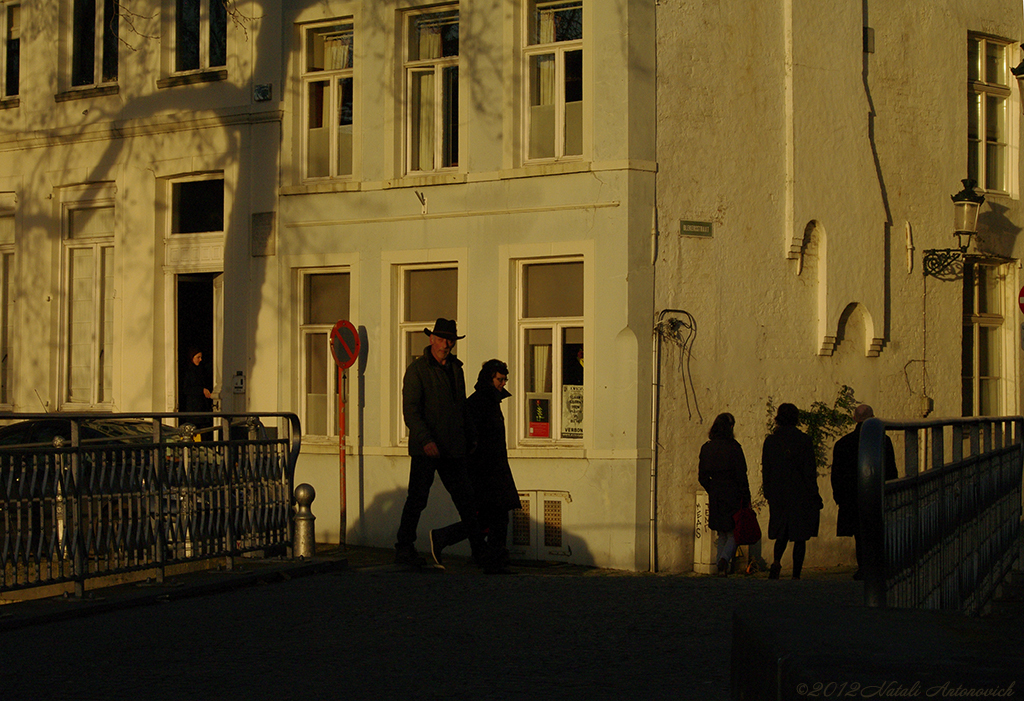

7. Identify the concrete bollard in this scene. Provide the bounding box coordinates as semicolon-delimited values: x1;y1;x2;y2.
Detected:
294;483;316;559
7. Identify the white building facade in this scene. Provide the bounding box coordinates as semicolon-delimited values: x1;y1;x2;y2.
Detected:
0;0;1019;571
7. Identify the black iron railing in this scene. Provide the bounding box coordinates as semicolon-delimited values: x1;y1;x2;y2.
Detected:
0;412;301;597
858;416;1022;615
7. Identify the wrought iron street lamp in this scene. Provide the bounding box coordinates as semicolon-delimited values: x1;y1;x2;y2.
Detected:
922;179;986;278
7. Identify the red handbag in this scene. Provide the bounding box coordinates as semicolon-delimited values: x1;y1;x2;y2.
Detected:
733;506;762;546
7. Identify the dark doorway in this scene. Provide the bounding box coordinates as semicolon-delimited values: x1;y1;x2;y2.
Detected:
177;273;216;410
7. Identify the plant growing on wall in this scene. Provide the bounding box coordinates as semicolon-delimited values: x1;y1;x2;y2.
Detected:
752;385;858;510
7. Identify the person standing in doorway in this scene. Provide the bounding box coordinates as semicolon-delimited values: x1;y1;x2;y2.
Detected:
430;359;521;574
831;404;897;580
181;346;213;437
761;403;822;579
394;318;489;568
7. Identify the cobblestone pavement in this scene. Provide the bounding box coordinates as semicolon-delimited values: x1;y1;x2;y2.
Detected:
0;548;864;701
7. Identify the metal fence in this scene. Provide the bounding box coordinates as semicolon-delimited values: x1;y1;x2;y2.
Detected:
0;412;301;597
858;416;1023;615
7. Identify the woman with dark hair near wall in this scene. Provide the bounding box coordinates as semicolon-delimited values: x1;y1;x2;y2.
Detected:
761;403;822;580
698;412;751;576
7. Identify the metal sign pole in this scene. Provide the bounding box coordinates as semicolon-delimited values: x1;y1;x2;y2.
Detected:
338;363;346;548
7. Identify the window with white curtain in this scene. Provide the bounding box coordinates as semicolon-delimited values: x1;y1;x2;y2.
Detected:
71;0;117;87
175;0;226;72
968;35;1010;193
962;261;1006;416
405;8;459;173
299;270;350;437
525;0;582;161
63;203;115;407
1;3;19;98
518;259;584;442
303;21;354;179
397;265;458;440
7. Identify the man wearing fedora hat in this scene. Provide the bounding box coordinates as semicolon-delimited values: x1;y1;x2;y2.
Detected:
394;318;488;567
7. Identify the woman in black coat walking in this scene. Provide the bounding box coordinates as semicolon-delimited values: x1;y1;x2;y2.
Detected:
761;403;822;579
698;412;751;576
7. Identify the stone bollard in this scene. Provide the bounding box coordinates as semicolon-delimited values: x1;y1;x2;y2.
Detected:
294;483;316;559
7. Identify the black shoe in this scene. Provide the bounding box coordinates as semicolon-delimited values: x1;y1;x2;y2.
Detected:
716;558;729;576
395;545;427;567
768;563;781;580
428;530;445;569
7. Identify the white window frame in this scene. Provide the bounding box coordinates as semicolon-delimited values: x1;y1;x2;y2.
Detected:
962;260;1007;417
301;20;354;180
0;2;19;99
70;0;117;88
60;193;116;409
395;263;459;442
404;7;460;174
516;257;584;444
523;0;583;162
297;268;350;440
968;34;1011;194
174;0;227;74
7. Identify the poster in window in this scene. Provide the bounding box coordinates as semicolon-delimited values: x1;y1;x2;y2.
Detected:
528;397;550;438
561;385;583;438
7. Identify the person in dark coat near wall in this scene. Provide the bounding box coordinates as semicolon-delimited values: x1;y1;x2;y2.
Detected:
430;359;521;574
831;404;897;580
761;403;822;580
698;412;752;576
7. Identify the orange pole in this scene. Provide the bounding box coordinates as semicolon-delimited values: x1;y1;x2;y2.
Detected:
338;365;346;548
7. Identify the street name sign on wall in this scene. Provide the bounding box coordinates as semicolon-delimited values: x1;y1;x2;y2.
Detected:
680;220;713;238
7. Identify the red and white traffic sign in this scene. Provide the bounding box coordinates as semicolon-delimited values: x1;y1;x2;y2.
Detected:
330;320;360;370
1019;286;1024;315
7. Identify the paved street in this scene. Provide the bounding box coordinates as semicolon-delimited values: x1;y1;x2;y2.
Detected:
0;550;864;701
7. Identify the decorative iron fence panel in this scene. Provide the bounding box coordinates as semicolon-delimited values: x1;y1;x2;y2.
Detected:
0;413;300;597
859;417;1022;615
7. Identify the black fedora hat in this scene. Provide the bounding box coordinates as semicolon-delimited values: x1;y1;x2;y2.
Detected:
424;318;465;340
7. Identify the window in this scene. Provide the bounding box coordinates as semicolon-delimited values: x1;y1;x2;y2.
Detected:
0;211;12;405
962;261;1005;416
171;177;224;234
397;265;458;437
71;0;118;87
303;22;354;179
1;3;18;98
299;270;350;437
525;0;582;161
176;0;226;73
968;35;1010;192
405;8;459;172
63;204;115;407
518;260;583;441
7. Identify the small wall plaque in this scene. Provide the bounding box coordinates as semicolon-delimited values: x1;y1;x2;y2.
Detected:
680;220;713;238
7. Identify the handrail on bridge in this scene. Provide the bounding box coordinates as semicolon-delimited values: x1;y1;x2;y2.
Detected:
858;416;1023;615
0;411;302;599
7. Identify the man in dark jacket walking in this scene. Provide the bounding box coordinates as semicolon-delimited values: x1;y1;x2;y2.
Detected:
429;359;521;573
831;404;897;579
394;318;486;567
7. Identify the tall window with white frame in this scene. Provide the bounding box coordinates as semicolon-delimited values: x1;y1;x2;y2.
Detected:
398;265;458;438
519;259;583;441
176;0;227;73
1;3;19;98
0;212;12;406
405;8;459;173
525;0;582;161
968;35;1010;193
299;270;350;438
71;0;118;87
962;261;1005;416
63;204;115;407
303;21;354;179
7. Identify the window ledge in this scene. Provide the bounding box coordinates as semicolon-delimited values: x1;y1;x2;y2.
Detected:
55;85;119;102
0;97;18;110
157;69;228;89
